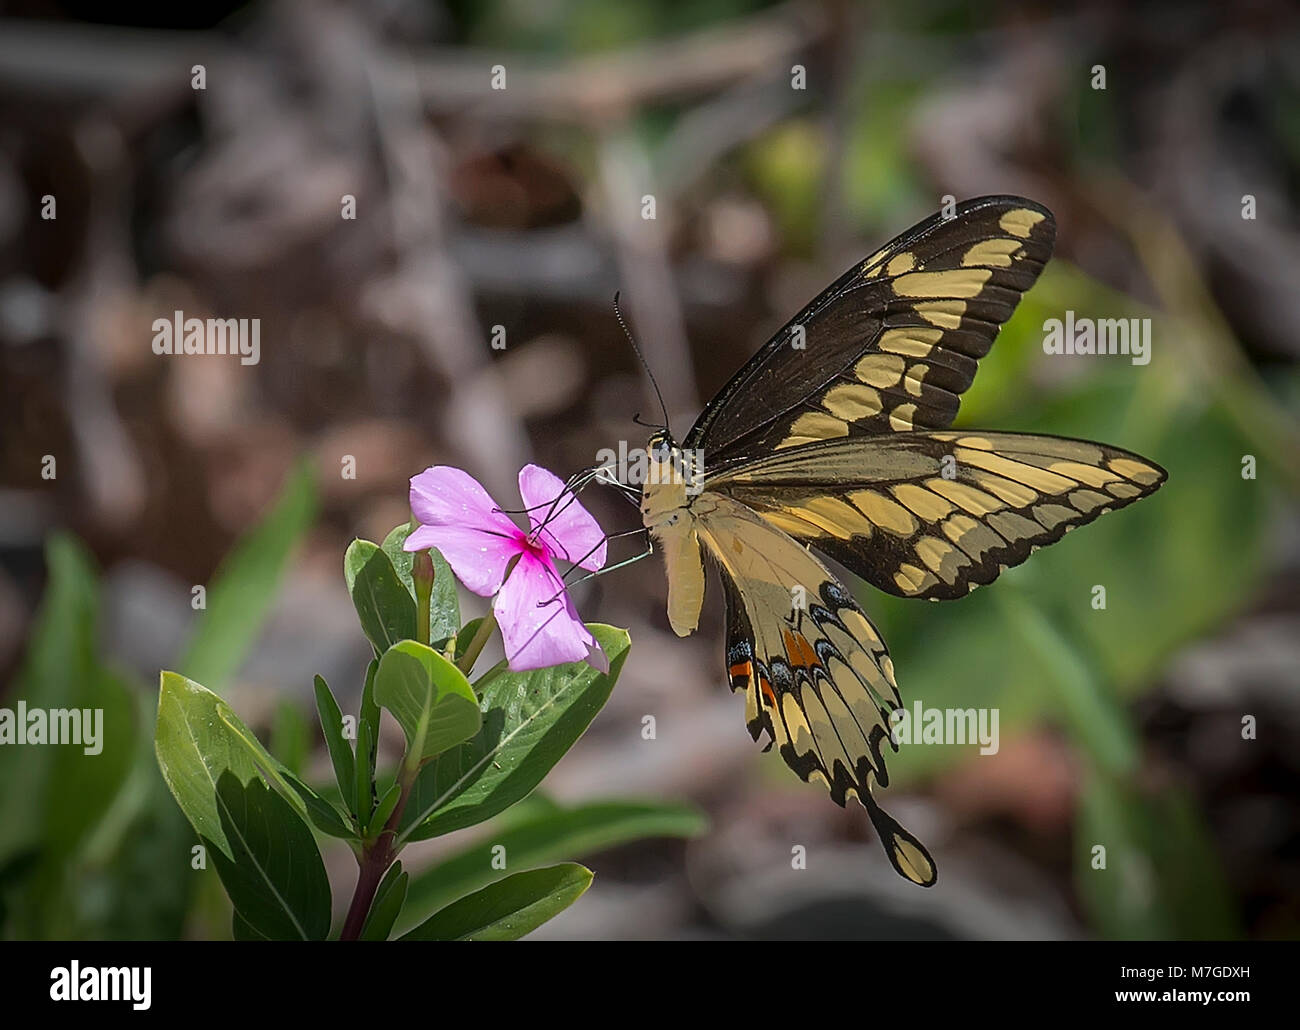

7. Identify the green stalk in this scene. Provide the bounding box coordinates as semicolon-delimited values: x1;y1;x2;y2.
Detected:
413;549;434;645
339;758;417;941
456;613;497;676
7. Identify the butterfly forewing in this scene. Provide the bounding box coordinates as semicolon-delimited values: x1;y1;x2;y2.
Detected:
686;197;1056;470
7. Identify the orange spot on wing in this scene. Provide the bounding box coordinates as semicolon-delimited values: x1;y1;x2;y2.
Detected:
782;630;820;669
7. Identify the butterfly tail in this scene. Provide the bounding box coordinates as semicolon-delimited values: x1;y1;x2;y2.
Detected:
863;794;938;887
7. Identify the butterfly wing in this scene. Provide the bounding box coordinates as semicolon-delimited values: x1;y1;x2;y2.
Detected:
707;431;1167;600
685;196;1056;470
656;195;1165;888
697;493;937;886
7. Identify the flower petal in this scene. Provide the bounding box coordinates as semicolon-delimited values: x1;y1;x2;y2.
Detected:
583;636;610;675
404;523;519;597
493;553;596;671
517;464;607;572
409;466;518;538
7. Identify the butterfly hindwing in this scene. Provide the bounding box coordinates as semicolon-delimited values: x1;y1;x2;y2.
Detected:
697;494;937;886
707;430;1166;600
686;196;1056;470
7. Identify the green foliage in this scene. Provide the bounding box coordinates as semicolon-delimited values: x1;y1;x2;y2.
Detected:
141;505;679;941
1075;774;1239;940
345;540;418;655
373;641;480;766
398;626;632;843
283;772;357;841
205;774;332;941
312;675;355;816
360;862;409;941
155;672;307;849
398;797;706;932
382;524;459;646
0;464;318;940
5;504;660;941
398;863;593;941
0;537;136;937
181;462;317;691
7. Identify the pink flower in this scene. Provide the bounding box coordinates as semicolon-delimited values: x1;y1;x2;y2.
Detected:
404;464;608;673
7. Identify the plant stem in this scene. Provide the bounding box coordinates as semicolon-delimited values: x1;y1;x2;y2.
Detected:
456;613;497;676
413;549;434;645
339;766;416;941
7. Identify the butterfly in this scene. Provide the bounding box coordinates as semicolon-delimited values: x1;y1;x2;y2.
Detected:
632;196;1167;887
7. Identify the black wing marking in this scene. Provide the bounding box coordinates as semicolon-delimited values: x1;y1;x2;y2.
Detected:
686;196;1055;472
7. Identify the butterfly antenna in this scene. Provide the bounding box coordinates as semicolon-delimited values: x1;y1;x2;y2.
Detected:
614;291;671;435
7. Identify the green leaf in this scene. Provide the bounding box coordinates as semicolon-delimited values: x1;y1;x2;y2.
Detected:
282;773;359;841
83;695;200;941
154;671;308;855
43;667;138;859
181;462;316;691
361;861;409;941
366;782;401;838
398;863;592;941
400;799;705;930
205;773;331;941
0;538;178;941
0;534;104;867
233;911;269;941
452;617;485;664
353;720;374;828
992;588;1139;777
360;660;380;739
382;524;459;645
313;675;355;816
153;672;330;940
344;540;417;654
352;661;380;823
374;641;481;766
398;625;630;844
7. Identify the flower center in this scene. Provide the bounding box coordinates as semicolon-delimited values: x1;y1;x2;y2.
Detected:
518;530;549;561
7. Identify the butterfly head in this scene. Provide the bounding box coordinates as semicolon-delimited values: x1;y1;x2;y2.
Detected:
646;429;676;463
640;429;702;528
644;430;683;494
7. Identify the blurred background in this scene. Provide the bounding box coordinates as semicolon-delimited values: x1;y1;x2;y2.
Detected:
0;0;1298;940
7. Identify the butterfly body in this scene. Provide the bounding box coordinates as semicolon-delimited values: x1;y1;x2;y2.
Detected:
635;197;1167;887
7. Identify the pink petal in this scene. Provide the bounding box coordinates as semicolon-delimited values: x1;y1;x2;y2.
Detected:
583;637;610;675
493;552;597;671
404;523;520;598
409;466;519;539
517;464;607;572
